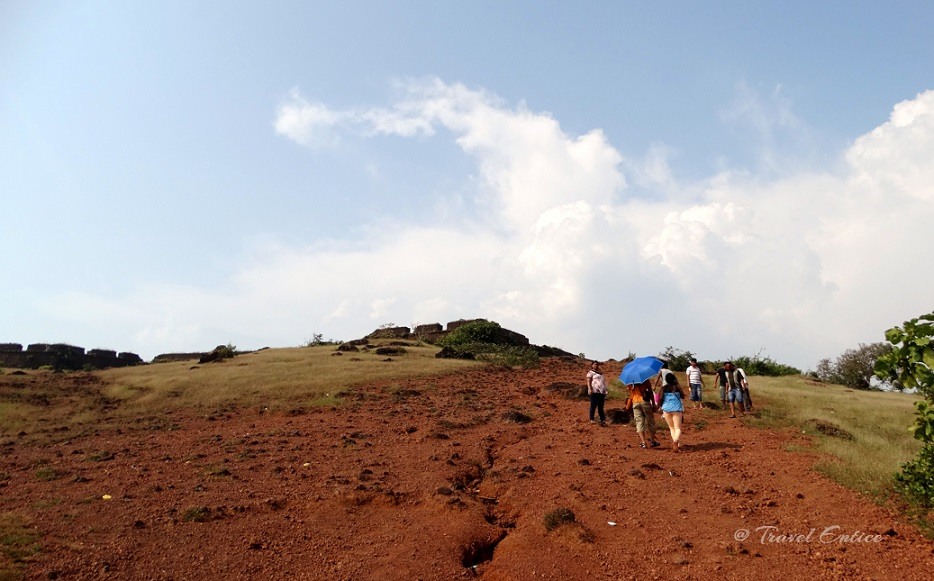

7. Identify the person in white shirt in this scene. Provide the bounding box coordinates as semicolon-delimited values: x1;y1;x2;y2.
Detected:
685;358;706;410
586;361;608;425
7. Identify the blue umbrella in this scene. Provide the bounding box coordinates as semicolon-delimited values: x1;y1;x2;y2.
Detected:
619;356;664;386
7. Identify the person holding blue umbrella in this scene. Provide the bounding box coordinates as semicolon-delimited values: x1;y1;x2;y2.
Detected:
629;379;660;448
620;357;662;449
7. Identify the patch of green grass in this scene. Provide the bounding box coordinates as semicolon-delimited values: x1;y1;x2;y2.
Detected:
745;375;921;499
607;379;627;401
308;394;342;407
0;403;33;435
204;466;232;478
543;507;576;531
86;451;115;462
33;467;62;482
181;506;212;523
386;385;422;400
0;512;40;576
32;498;62;510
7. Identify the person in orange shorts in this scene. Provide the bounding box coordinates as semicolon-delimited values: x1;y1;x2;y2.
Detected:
628;379;660;448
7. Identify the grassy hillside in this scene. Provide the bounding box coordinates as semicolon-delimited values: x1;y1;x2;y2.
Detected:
0;342;481;435
104;342;482;409
744;374;922;499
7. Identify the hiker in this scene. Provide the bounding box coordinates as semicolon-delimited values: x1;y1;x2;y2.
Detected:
659;372;685;452
629;379;660;448
586;361;607;425
724;361;747;417
714;362;730;408
685;358;705;410
735;366;752;411
654;361;678;403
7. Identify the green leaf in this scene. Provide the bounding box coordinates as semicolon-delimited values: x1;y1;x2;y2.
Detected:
885;327;904;344
923;347;934;369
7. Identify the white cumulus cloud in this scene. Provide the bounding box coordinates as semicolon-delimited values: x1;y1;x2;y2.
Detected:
55;81;934;369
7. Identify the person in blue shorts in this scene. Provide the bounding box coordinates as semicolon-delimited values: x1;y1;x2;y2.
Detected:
724;361;746;418
659;371;685;452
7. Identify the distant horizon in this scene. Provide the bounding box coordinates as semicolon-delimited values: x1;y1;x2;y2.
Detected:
0;311;899;371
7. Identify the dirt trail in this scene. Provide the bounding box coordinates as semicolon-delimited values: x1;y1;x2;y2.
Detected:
2;359;932;580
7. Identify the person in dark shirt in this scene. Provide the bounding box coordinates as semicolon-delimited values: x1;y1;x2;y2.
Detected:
714;362;730;409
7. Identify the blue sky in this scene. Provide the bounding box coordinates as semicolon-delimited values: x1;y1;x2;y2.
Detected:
2;1;933;369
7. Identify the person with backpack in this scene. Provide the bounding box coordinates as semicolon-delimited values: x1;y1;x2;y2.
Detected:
724;361;747;417
735;366;753;411
628;379;660;449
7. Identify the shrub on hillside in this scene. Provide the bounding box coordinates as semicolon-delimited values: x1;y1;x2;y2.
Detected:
442;341;539;368
440;320;507;347
304;333;341;347
478;344;539;368
543;507;576;531
199;344;236;364
731;352;801;377
895;444;934;512
438;321;538;368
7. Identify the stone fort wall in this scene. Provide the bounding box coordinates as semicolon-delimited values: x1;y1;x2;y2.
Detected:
0;343;142;371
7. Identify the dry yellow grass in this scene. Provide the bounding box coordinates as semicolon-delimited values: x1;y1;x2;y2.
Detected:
744;374;922;498
102;342;481;411
0;342;482;436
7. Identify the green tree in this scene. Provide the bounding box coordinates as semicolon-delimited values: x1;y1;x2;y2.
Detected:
816;342;893;389
658;346;694;372
874;312;934;511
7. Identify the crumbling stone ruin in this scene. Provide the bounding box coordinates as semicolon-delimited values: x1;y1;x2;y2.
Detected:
366;319;530;344
364;319;576;358
0;342;142;371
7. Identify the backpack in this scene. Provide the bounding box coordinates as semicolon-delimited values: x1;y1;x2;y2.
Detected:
625;383;655;411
